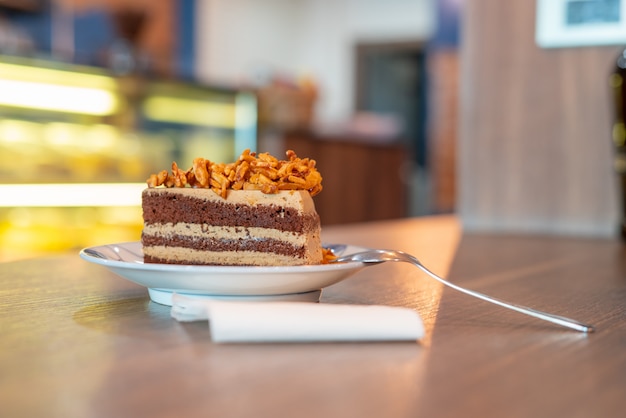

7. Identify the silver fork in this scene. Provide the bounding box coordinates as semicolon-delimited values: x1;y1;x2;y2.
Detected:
332;248;595;333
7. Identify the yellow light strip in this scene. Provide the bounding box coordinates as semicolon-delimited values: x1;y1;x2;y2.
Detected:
0;62;116;89
0;183;146;207
143;96;236;128
0;79;119;115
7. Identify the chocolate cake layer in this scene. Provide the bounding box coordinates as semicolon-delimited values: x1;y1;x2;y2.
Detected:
142;189;319;233
141;233;306;256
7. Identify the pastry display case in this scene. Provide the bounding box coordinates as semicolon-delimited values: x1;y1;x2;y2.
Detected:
0;55;257;261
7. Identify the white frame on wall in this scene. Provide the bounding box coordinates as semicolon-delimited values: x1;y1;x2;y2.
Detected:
536;0;626;47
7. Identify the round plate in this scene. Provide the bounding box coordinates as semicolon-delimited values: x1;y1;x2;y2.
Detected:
79;242;366;305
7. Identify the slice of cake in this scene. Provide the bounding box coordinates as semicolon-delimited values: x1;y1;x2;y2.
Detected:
142;188;322;266
141;149;328;266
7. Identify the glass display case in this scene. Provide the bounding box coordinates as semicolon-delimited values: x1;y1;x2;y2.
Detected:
0;55;257;261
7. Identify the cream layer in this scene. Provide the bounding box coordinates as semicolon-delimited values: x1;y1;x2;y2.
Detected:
143;246;319;266
142;223;315;246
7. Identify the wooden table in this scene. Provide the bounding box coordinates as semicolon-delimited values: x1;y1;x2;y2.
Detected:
1;215;625;418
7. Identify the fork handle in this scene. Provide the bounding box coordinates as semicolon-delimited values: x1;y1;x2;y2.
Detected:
412;260;595;333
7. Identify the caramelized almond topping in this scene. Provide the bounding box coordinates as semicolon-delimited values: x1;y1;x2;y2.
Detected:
146;149;323;197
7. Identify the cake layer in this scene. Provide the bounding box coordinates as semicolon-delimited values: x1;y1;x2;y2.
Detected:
143;246;317;266
142;232;310;256
142;188;319;233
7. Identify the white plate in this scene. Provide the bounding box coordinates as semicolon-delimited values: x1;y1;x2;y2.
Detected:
79;242;366;305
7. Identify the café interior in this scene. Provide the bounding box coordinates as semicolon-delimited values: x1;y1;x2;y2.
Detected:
0;0;459;261
1;0;623;261
2;1;626;417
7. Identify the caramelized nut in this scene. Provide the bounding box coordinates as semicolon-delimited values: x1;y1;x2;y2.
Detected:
146;149;323;197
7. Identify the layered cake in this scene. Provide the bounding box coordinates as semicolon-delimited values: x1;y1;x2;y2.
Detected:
141;149;329;266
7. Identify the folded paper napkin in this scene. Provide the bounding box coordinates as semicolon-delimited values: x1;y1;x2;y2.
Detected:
170;294;424;343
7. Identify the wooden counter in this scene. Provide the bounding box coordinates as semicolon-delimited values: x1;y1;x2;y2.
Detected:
1;216;626;417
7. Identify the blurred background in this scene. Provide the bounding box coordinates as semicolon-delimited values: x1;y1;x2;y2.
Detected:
0;0;623;261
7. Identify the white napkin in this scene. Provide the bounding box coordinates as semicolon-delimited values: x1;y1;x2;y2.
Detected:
170;294;424;343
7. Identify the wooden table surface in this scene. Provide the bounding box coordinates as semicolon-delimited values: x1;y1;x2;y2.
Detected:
1;215;626;418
